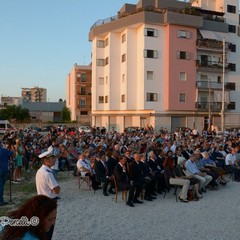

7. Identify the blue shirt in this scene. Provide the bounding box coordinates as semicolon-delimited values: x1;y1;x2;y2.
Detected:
22;231;40;240
201;158;215;166
185;159;201;175
0;147;13;172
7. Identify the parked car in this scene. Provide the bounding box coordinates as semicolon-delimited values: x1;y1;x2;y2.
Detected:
79;126;92;133
0;120;15;135
124;126;140;133
42;125;53;132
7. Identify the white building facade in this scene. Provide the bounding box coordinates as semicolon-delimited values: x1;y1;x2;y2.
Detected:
89;0;240;132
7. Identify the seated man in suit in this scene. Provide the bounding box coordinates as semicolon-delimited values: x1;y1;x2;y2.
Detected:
139;154;157;201
95;152;114;196
128;153;146;204
147;151;166;194
114;156;135;207
106;150;119;176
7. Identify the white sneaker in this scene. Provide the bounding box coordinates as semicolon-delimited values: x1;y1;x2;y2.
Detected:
12;180;20;184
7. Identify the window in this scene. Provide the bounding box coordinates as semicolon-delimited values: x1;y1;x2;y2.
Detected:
105;95;108;103
146;93;157;102
144;28;158;37
228;25;236;33
147;71;154;80
99;96;104;103
97;59;105;66
179;93;186;102
200;75;208;81
105;38;109;47
227;5;236;13
122;74;125;83
121;94;125;103
144;50;158;59
217;76;221;83
177;51;191;60
105;57;109;65
99;77;104;85
227;102;235;110
97;40;105;48
122;54;126;63
106;76;108;84
80;111;88;115
177;30;191;39
179;72;186;81
228;63;236;71
80;99;86;108
229;44;236;52
122;34;126;43
81;73;86;82
80;86;86;95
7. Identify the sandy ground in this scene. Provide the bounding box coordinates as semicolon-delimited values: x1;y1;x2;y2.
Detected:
53;176;240;240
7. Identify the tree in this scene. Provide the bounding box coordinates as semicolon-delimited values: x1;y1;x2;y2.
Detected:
58;98;63;102
61;107;71;122
0;105;30;122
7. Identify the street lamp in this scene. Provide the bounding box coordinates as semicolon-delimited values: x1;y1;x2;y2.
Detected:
208;79;211;131
221;38;225;132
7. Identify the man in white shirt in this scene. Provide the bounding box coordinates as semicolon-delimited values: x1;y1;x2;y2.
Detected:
36;147;60;200
36;147;60;240
225;147;240;181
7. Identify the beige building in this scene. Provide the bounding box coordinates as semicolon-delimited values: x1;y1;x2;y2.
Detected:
0;96;22;107
22;87;47;103
89;0;240;132
66;64;92;124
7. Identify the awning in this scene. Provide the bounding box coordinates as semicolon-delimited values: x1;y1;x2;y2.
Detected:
199;29;230;42
215;32;230;42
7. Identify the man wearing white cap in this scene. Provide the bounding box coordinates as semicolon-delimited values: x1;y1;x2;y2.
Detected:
36;146;60;240
36;146;60;200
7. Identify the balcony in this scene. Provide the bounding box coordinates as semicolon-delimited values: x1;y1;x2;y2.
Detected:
77;104;91;109
196;60;230;73
77;92;92;96
195;102;234;111
196;81;223;90
196;39;228;52
195;102;222;111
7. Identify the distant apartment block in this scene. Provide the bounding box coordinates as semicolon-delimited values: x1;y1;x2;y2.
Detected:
1;96;22;107
66;64;92;124
89;0;240;132
22;87;47;102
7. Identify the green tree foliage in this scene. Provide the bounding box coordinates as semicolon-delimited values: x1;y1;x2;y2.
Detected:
61;106;71;122
0;105;30;122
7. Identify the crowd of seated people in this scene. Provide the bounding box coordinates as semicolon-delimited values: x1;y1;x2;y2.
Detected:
2;125;239;207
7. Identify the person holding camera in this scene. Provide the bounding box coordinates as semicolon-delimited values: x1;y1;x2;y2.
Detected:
0;141;13;206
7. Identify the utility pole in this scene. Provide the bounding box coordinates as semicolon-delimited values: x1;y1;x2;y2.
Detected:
208;79;211;131
221;38;225;132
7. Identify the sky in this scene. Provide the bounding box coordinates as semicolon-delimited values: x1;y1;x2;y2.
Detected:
0;0;137;102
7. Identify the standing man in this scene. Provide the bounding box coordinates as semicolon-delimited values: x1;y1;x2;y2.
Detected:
36;146;60;240
0;141;13;206
36;146;60;200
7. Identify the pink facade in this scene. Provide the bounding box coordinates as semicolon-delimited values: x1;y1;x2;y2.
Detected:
165;25;197;111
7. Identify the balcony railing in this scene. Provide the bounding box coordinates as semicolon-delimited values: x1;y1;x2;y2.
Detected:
196;102;235;111
196;60;230;72
77;92;91;96
196;39;227;51
196;81;223;89
195;102;223;111
77;105;91;109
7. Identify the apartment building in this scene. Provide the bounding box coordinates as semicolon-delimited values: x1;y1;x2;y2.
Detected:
22;87;47;103
66;64;92;124
89;0;240;132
